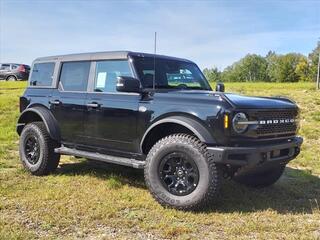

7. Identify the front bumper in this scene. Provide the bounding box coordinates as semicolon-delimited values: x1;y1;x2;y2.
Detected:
207;136;303;167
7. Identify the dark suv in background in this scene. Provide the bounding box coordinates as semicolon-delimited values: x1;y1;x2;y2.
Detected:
16;51;302;210
0;63;30;81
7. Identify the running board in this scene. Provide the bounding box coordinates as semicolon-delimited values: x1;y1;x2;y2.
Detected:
55;146;145;169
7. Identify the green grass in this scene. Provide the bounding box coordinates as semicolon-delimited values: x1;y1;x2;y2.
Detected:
0;81;319;239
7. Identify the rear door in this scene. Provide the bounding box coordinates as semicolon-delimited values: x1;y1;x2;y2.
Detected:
49;61;91;146
83;60;140;154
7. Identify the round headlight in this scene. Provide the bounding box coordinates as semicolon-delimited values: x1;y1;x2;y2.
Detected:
232;112;248;133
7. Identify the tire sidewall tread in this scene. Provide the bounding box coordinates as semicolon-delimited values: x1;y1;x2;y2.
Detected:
144;134;221;210
19;122;60;176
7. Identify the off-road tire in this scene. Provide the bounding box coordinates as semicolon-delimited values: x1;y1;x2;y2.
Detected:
234;165;285;188
144;134;221;210
19;122;60;176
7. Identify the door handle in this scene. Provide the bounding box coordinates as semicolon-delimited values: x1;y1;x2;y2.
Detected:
86;102;100;108
49;100;61;105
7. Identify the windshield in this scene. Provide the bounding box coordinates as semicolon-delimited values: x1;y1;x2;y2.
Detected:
132;56;212;91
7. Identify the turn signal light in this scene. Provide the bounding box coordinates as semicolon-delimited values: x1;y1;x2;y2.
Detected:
224;114;229;129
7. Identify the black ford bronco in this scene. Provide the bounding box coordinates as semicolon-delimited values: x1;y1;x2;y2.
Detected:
17;51;303;210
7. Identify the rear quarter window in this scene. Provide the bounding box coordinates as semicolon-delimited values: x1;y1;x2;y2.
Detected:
30;62;55;87
0;64;10;70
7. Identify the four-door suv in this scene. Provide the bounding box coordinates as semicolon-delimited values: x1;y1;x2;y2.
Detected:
17;51;303;210
0;63;30;81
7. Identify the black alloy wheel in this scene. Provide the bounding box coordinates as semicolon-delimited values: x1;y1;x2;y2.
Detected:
24;135;40;165
159;152;199;196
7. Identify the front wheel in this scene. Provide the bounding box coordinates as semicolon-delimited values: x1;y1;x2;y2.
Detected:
233;165;285;188
19;122;60;176
144;134;221;210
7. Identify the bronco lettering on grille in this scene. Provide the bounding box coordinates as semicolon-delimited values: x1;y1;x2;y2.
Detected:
259;119;295;125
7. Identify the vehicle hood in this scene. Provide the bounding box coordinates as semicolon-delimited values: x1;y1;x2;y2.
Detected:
224;93;297;109
152;90;297;109
152;90;225;105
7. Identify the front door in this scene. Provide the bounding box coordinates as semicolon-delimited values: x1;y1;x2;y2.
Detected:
83;60;140;154
49;61;91;146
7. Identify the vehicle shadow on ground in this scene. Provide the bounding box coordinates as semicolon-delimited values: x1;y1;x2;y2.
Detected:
56;160;320;214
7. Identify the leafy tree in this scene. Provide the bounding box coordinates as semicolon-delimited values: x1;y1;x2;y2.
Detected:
204;41;319;83
203;67;221;82
265;51;278;82
221;64;239;82
221;54;268;82
240;54;269;81
295;57;310;82
273;53;306;82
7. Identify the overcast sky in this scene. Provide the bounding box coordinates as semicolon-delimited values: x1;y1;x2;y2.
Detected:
0;0;319;69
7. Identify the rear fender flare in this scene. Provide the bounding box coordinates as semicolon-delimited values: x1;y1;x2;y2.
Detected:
17;106;60;141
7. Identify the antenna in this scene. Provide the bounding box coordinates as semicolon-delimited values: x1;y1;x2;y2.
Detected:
153;32;157;90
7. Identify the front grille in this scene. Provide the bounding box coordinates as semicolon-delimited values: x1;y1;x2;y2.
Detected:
253;110;298;120
256;123;297;135
249;109;298;137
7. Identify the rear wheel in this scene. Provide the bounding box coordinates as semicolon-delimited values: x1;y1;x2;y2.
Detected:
233;165;285;188
6;75;17;81
144;134;221;210
19;122;60;175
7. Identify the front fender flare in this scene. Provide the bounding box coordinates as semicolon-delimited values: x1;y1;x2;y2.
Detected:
140;116;216;152
17;106;60;141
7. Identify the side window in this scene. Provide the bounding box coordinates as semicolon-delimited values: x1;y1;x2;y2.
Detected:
0;64;10;70
94;60;133;92
12;64;19;70
60;61;90;92
167;68;201;88
29;62;55;86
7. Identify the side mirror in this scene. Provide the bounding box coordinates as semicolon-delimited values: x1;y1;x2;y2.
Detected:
215;82;225;92
116;76;141;93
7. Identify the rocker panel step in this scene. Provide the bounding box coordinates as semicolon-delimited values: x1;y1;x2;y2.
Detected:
55;146;145;169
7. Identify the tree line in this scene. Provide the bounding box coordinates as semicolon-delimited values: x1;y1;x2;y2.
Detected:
203;42;320;82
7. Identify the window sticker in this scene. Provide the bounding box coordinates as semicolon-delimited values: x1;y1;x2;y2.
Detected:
96;72;107;88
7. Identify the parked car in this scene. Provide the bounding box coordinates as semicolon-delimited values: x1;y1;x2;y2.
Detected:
16;51;302;210
0;63;30;81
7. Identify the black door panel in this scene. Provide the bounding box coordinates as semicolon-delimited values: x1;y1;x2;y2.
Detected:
49;61;91;146
49;91;87;145
83;93;140;153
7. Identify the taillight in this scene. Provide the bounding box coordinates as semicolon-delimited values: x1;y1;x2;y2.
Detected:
18;65;26;72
